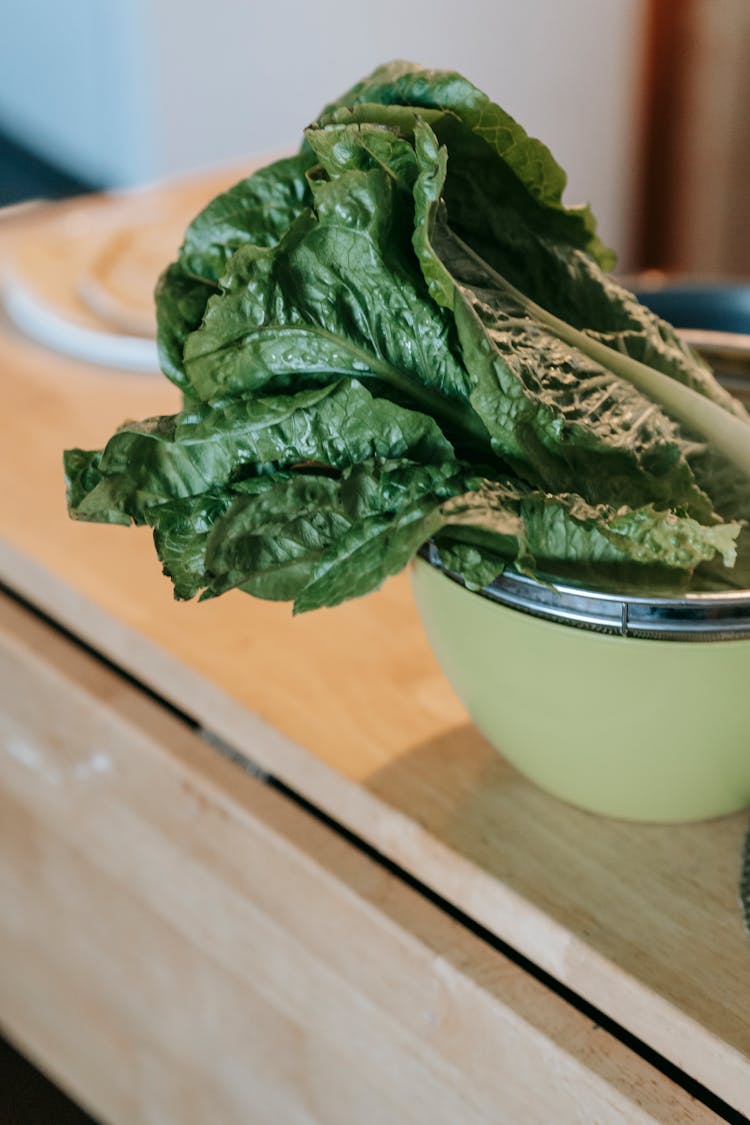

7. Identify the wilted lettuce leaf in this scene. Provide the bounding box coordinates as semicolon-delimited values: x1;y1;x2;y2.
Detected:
292;470;738;613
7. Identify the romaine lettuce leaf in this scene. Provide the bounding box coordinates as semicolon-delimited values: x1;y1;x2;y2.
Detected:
317;60;610;268
64;61;749;612
156;152;317;395
63;379;454;526
181;166;489;459
320;63;745;420
179;152;317;283
144;459;738;613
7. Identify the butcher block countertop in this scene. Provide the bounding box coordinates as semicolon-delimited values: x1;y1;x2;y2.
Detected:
0;177;748;1124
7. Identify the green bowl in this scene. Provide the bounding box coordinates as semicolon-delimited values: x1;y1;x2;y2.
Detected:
411;555;750;822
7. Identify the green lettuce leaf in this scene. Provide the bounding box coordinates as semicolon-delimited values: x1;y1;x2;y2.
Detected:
179;152;317;283
181;165;490;459
147;491;235;599
191;459;740;613
319;62;744;421
204;460;471;605
317;60;610;268
64;61;749;612
292;471;739;613
155;262;217;394
155;152;317;395
408;120;749;509
64;379;454;526
307;120;717;517
741;821;750;937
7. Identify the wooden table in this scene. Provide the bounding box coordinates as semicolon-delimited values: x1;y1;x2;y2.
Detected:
0;179;748;1124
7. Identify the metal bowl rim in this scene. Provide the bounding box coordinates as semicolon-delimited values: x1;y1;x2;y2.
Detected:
419;544;750;640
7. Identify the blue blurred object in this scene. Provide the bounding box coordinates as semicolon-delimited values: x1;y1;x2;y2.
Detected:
634;282;750;334
631;278;750;405
0;127;94;207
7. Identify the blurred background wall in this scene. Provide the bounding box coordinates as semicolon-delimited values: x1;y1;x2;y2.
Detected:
1;0;748;274
635;0;750;275
0;0;643;265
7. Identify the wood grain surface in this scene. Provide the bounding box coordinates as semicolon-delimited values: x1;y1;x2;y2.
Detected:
0;592;717;1125
2;168;245;338
1;185;748;1114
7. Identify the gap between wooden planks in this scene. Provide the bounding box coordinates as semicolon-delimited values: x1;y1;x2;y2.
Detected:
0;591;719;1124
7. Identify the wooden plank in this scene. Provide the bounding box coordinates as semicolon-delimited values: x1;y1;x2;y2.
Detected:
0;593;714;1125
1;189;749;1112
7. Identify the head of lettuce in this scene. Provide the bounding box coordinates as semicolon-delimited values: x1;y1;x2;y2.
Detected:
65;61;750;614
